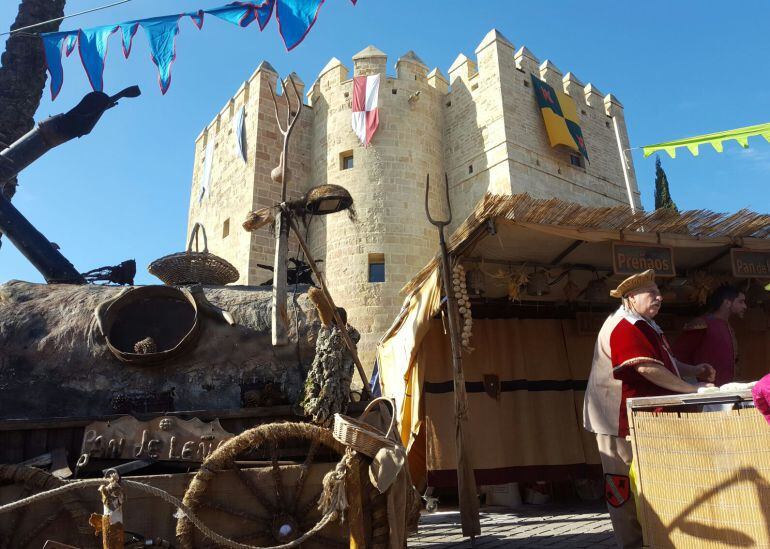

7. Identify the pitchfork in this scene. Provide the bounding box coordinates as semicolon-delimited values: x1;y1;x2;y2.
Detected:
424;173;481;539
268;75;303;346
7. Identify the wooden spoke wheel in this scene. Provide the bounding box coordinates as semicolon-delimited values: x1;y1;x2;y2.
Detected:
176;422;387;549
0;464;96;549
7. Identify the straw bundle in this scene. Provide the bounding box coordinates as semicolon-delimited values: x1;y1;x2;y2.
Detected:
403;193;770;296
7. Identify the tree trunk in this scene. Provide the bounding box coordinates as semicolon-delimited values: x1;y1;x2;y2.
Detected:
0;0;66;203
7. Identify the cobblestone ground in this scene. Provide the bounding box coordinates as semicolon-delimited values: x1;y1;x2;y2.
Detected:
408;502;615;548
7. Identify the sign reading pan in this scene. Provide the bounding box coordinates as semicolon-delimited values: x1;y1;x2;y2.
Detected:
731;248;770;278
612;242;676;277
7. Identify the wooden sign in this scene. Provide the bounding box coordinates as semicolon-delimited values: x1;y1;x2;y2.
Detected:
731;248;770;278
612;242;675;277
77;415;233;467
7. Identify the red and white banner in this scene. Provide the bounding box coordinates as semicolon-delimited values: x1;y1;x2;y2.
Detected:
352;74;380;145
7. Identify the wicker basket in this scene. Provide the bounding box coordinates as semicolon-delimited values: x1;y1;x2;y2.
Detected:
333;397;398;458
148;223;239;286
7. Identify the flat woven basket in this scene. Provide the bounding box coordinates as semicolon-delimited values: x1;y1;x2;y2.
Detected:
148;223;239;286
333;397;398;458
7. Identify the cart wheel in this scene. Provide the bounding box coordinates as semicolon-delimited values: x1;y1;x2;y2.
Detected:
176;422;387;548
0;464;96;549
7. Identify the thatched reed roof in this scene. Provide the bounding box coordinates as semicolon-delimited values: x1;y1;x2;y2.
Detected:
404;193;770;296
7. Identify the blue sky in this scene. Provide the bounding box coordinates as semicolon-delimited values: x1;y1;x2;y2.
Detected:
1;0;769;284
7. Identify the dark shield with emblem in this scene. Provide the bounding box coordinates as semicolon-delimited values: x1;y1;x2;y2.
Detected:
605;474;631;508
483;374;500;400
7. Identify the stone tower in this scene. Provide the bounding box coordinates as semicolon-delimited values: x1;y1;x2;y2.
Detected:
187;30;641;372
303;45;449;370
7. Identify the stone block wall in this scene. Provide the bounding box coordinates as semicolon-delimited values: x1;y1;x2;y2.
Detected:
187;29;641;374
188;63;311;285
444;30;640;234
306;47;448;373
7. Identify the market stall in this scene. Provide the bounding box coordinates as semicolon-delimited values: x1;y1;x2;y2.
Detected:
376;193;770;492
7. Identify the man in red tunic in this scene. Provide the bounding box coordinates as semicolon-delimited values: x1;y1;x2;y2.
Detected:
583;269;715;548
673;285;747;386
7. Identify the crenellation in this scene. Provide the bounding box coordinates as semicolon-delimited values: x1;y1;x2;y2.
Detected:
395;50;429;81
317;57;350;87
306;79;320;107
475;28;515;56
352;45;387;77
562;72;585;101
514;46;539;73
286;71;306;99
603;93;623;117
427;68;449;95
249;60;277;81
584;83;604;109
447;53;477;84
474;29;516;78
539;60;562;89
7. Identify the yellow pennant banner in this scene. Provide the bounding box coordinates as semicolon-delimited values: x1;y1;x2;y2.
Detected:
642;122;770;158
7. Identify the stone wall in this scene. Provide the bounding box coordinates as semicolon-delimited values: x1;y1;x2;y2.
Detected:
444;30;640;234
187;29;642;375
305;47;448;375
188;63;311;286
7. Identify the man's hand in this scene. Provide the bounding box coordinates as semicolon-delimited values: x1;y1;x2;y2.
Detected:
695;363;716;383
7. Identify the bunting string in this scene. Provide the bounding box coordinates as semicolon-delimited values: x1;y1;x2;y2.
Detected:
642;121;770;159
41;0;357;99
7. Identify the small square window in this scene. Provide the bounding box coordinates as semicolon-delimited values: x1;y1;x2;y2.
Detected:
446;100;452;107
340;150;354;170
392;89;398;95
471;83;479;91
222;218;230;238
368;253;385;283
468;164;474;174
581;109;587;115
523;80;530;87
570;154;584;168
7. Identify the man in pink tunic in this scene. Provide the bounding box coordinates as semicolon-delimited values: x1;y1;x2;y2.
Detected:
673;285;747;386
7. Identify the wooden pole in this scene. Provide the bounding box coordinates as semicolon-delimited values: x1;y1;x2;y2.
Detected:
425;175;480;539
272;210;290;346
286;213;372;398
268;76;302;346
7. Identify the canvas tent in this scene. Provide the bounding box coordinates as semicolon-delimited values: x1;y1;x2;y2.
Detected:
376;193;770;490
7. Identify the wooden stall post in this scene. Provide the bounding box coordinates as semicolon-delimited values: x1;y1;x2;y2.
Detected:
425;174;481;539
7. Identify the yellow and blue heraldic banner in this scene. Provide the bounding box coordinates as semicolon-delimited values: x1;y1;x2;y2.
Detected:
531;75;589;160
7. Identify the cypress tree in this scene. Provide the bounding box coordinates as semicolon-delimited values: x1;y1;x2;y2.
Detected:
654;155;678;211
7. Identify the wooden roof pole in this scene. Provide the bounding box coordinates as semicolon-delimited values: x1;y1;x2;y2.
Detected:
425;174;480;539
268;76;302;346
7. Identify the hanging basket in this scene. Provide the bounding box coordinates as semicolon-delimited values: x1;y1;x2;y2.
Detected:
148;223;239;286
333;397;398;458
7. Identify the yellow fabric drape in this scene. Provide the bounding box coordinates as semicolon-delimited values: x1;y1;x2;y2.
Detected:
376;269;441;450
